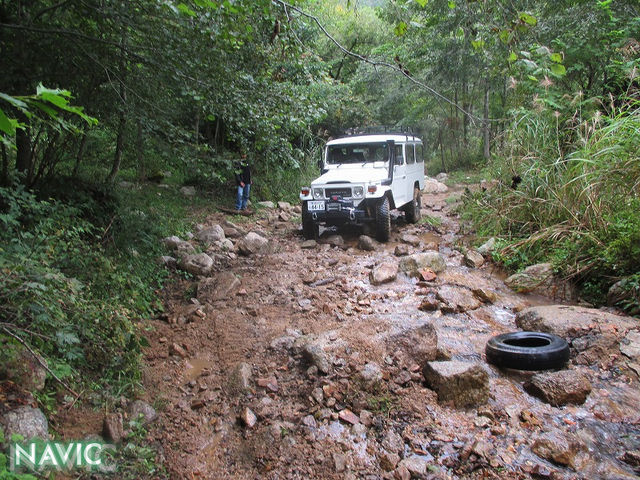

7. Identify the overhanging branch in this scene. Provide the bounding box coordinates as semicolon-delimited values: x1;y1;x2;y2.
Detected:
272;0;481;124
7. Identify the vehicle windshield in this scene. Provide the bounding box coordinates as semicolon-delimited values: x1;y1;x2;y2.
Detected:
326;143;389;165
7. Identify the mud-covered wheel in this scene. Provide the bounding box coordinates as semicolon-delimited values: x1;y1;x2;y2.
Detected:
405;186;422;224
375;197;391;242
302;219;319;240
485;331;569;371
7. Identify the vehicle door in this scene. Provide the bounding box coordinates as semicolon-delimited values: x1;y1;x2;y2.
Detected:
404;143;423;192
391;143;408;207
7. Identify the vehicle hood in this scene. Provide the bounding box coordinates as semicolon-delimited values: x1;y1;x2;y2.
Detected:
311;166;389;186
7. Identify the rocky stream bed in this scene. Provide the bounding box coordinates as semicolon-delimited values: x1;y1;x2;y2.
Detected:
8;181;637;479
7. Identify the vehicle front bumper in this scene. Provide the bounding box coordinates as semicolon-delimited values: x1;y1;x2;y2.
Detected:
302;199;372;224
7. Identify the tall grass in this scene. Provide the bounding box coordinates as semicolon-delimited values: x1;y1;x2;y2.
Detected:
464;105;640;309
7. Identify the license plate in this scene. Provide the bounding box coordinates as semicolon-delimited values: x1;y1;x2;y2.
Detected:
307;201;325;211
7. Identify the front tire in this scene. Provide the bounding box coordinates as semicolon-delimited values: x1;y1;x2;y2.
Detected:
375;197;390;242
302;218;319;240
405;186;422;224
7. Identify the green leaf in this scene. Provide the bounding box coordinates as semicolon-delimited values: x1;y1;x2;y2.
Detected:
550;63;566;76
518;12;537;26
471;39;485;50
499;30;512;44
0;107;15;135
550;52;563;63
177;3;196;16
508;51;517;63
414;0;428;7
394;21;408;36
448;1;456;8
0;92;28;109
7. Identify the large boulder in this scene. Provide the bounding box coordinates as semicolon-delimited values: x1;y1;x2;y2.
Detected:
237;232;269;256
531;430;583;469
358;235;379;252
1;406;49;443
386;323;438;367
423;178;448;193
516;305;638;366
398;252;446;277
196;225;225;245
197;271;241;303
515;305;637;340
422;361;489;408
524;370;592;406
0;345;47;392
505;263;576;300
178;253;214;276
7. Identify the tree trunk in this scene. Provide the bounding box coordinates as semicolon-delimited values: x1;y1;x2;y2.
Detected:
1;142;8;185
136;118;145;180
483;78;490;160
108;26;128;184
194;112;200;145
15;121;32;182
73;130;88;178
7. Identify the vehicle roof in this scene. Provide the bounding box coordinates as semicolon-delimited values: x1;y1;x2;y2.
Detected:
326;134;421;146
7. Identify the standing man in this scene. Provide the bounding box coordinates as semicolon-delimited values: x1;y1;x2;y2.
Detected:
235;155;252;213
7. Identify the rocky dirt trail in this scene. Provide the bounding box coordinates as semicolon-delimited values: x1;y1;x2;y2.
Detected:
143;182;640;479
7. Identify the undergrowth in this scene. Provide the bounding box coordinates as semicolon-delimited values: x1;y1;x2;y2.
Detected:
462;104;640;314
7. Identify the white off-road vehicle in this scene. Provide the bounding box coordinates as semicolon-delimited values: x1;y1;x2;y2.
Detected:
300;131;425;241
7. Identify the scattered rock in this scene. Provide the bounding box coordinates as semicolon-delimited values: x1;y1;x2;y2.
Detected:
400;234;421;246
301;240;317;249
422;361;489;408
302;342;331;374
398;455;429;476
463;249;485;268
394;244;410;257
197;271;241;303
620;330;640;361
435;172;448;181
159;255;177;268
196;225;225;245
387;323;438;367
333;452;347;473
524;370;592;406
399;252;446;277
175;241;196;257
381;429;404;455
435;284;482;313
621;450;640;470
277;201;292;211
477;237;497;255
394;465;411;480
129;400;157;424
237;232;269;256
258;201;275;209
229;362;252;393
103;412;124;443
178;253;214;276
180;186;196;196
241;407;257;428
418;269;437;282
169;343;188;358
358;235;379;251
608;277;640;313
370;262;398;285
162;235;184;250
324;235;344;247
338;409;360;425
360;362;383;389
531;431;582;469
1;406;48;443
380;452;400;471
423;178;449;193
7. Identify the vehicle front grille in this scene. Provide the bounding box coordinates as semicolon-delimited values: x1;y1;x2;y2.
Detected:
325;187;352;198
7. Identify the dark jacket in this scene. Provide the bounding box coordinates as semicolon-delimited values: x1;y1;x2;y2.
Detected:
235;162;251;186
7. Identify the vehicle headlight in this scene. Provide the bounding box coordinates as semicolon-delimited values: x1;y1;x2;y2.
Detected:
353;186;364;198
312;188;324;199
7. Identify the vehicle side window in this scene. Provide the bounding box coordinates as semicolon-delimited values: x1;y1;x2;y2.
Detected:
416;144;423;163
394;145;404;165
406;144;415;164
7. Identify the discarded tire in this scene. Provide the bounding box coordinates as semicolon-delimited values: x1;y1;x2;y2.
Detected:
485;331;569;371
